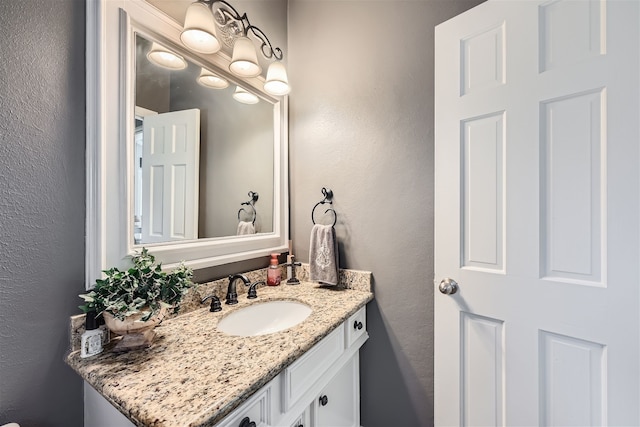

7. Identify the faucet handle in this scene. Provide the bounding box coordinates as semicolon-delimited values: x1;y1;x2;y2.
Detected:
201;295;222;312
286;255;303;285
286;255;302;267
248;281;265;299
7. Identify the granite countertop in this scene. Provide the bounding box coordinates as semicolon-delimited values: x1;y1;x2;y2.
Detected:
67;273;373;427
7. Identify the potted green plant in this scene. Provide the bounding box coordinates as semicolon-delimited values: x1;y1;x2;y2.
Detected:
79;248;193;351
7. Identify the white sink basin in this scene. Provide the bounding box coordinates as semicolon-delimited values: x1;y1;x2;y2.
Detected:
217;300;312;336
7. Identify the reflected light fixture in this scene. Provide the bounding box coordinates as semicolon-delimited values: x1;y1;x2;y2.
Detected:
181;1;221;54
147;42;188;70
197;67;229;89
232;86;259;104
180;0;290;96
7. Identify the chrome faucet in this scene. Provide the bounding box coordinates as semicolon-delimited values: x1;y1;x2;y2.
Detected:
226;274;250;305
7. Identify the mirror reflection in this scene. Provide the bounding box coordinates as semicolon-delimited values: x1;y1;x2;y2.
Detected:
133;34;275;244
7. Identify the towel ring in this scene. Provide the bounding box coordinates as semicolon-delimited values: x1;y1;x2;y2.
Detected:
238;191;259;225
311;187;337;227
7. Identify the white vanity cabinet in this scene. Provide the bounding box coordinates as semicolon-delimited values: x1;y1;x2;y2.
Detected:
219;305;368;427
84;306;368;427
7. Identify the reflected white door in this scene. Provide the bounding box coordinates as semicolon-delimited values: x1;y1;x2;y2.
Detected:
141;108;200;243
434;1;640;425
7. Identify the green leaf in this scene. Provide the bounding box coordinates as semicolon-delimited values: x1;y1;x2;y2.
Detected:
79;247;194;321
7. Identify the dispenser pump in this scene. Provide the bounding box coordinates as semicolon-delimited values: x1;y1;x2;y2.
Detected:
267;253;282;286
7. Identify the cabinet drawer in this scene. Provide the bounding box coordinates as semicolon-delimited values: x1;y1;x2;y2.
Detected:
345;306;366;348
282;324;345;411
218;386;272;427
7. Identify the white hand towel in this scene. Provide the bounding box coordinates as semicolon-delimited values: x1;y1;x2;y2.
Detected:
309;224;339;286
237;221;255;235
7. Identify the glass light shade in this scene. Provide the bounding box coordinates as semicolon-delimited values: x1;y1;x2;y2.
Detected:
229;36;262;77
264;62;290;96
232;86;259;104
180;2;220;54
197;68;229;89
147;42;188;70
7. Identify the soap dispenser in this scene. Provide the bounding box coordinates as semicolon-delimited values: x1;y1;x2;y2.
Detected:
81;311;104;358
267;253;282;286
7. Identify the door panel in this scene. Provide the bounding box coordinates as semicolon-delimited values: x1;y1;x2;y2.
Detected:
461;313;505;427
540;89;604;285
461;22;506;95
141;108;200;243
538;0;605;73
435;1;639;425
538;330;605;426
462;111;506;272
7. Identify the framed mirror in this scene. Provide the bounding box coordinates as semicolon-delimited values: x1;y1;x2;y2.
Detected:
133;33;275;243
86;0;288;287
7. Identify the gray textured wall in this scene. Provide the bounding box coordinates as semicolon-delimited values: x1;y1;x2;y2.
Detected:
0;0;86;425
288;1;483;425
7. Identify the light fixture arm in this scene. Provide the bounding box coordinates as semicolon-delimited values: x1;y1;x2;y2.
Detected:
202;0;284;61
245;24;283;61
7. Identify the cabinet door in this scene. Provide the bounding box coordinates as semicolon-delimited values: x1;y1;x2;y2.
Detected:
84;382;136;427
217;385;272;427
290;406;310;427
315;356;359;427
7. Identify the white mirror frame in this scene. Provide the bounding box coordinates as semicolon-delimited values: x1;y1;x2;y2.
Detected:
86;0;289;288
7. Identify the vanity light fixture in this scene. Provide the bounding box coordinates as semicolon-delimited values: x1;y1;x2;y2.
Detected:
180;0;290;96
264;61;290;96
181;1;221;54
147;41;188;70
230;36;262;77
232;86;259;104
197;67;229;89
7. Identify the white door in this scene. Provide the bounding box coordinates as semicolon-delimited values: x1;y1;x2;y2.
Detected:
434;1;640;426
141;108;200;243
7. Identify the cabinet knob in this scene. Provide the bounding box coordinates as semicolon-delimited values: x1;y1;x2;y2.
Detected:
239;417;256;427
354;320;363;330
319;394;329;406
